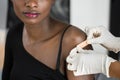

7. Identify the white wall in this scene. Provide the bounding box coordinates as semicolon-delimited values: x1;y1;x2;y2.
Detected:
70;0;110;54
0;0;8;29
0;0;7;44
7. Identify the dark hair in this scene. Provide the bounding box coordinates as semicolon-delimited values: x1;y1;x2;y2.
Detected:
6;0;22;29
50;0;70;23
8;0;12;7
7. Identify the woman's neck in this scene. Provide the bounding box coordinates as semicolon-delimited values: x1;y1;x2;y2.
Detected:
23;17;56;42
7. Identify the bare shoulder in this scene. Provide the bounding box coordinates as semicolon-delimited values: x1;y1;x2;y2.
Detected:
66;25;86;44
63;25;87;48
62;25;92;58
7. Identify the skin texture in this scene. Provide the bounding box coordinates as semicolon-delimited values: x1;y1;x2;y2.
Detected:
10;0;94;80
109;61;120;78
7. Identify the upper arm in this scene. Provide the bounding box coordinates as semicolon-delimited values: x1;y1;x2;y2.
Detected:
62;26;94;80
110;61;120;78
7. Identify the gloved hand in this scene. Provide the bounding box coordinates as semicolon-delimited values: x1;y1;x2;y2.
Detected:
66;46;116;77
85;26;120;53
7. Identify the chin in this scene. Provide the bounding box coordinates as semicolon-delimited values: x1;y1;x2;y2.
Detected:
23;19;41;25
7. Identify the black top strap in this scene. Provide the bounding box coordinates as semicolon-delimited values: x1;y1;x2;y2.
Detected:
56;25;71;70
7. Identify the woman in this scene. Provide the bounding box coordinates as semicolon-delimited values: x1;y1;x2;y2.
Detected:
2;0;94;80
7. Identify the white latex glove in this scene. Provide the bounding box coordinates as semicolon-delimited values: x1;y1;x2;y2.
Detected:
66;46;116;77
85;26;120;53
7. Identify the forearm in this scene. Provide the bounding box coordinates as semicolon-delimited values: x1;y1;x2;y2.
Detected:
109;61;120;79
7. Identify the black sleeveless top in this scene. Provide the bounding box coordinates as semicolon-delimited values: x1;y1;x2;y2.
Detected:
2;23;71;80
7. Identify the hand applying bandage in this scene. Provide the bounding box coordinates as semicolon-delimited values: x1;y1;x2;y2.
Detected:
85;26;120;53
66;41;116;78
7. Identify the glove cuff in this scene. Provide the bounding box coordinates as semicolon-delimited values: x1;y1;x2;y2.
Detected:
104;56;116;78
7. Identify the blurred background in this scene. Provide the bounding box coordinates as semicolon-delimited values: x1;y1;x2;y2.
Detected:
0;0;120;80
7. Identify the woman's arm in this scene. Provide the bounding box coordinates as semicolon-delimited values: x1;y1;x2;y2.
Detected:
63;26;95;80
110;61;120;78
65;26;120;79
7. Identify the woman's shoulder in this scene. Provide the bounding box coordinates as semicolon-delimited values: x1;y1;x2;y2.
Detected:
62;25;90;58
56;21;86;42
55;21;87;47
63;25;87;47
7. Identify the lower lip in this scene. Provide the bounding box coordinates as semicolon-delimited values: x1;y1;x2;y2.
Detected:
24;13;39;18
